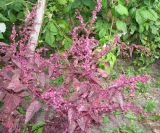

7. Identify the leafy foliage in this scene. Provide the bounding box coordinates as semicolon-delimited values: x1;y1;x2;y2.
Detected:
144;99;157;112
40;0;160;65
0;0;36;42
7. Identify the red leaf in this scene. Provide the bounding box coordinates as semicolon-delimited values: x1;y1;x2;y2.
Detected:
77;103;89;112
68;109;74;123
7;70;25;92
68;109;77;133
112;92;124;110
48;66;53;77
38;72;46;87
68;120;77;133
25;100;41;124
4;115;14;129
12;59;22;68
3;94;21;113
89;110;101;123
77;117;87;131
73;78;80;91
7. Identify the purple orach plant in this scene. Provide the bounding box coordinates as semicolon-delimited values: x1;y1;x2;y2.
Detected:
0;0;149;132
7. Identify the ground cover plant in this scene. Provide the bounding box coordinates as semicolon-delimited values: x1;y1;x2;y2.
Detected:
0;0;159;133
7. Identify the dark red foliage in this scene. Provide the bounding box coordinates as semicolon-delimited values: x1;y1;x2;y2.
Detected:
0;0;149;132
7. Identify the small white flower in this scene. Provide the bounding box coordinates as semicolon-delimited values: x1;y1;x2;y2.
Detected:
0;23;6;33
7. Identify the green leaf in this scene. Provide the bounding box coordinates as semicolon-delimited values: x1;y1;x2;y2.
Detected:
24;96;31;102
135;9;145;24
136;9;158;24
8;10;17;23
139;25;144;33
71;0;82;8
20;129;29;133
0;33;4;39
37;127;43;133
45;31;55;47
63;38;72;50
95;20;103;31
58;0;67;5
103;115;110;123
125;112;137;120
147;115;160;121
17;106;25;114
32;121;45;132
99;52;116;73
99;29;106;37
102;0;108;8
116;20;127;32
130;25;137;34
118;0;126;5
0;13;9;21
11;0;24;11
144;100;157;112
82;0;95;9
150;25;158;35
115;4;128;16
122;123;145;133
147;9;158;21
50;76;64;86
47;22;58;35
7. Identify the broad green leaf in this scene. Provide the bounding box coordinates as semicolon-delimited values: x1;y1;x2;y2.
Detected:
130;25;137;34
8;10;17;23
58;0;67;5
115;4;128;16
47;22;58;35
95;20;103;31
139;25;144;33
135;9;145;24
102;0;108;8
150;25;158;35
45;32;55;47
99;29;106;37
82;0;95;9
147;9;158;21
0;13;9;21
71;0;82;8
116;21;127;32
118;0;126;5
136;8;158;24
144;100;157;112
63;38;72;49
0;33;4;39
